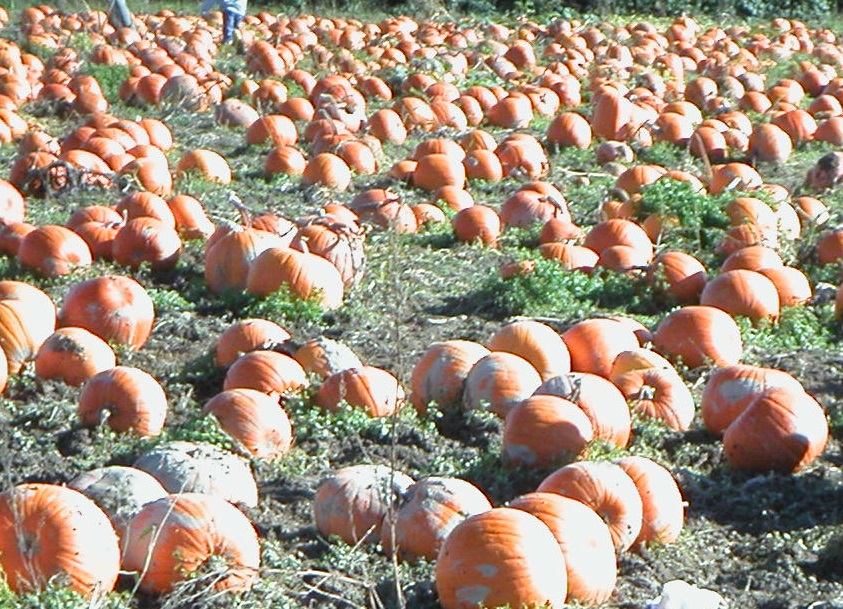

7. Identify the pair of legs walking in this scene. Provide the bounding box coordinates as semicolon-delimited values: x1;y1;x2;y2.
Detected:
222;9;243;43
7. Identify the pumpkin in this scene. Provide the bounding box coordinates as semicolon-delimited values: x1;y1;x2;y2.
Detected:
537;460;643;552
17;224;92;277
612;366;695;431
203;388;293;459
175;148;232;183
451;204;501;246
646;251;708;303
58;275;154;350
0;483;120;595
215;318;291;368
380;476;492;561
722;386;828;473
34;326;116;386
0;283;56;375
409;340;491;414
223;349;309;400
292;335;362;379
561;318;640;378
463;351;542;417
488;319;570;381
316;365;404;417
435;507;568;609
700;269;781;323
547;111;592;149
111;216;182;271
68;465;167;542
616;456;684;547
133;440;259;507
508;492;617;605
534;373;632;448
652;305;743;369
122;493;260;594
167;194;215;240
245;246;344;310
701;364;805;435
313;463;414;545
502;394;594;467
204;222;286;294
78;366;168;436
291;219;366;288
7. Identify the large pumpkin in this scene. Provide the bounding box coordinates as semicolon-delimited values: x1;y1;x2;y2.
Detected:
0;483;120;595
435;507;568;609
122;493;260;594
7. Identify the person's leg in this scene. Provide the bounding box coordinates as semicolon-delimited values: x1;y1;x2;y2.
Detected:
222;9;234;43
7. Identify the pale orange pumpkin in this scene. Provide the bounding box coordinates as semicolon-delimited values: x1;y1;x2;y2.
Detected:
204;388;293;459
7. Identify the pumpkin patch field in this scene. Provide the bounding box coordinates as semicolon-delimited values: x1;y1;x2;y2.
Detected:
1;2;843;608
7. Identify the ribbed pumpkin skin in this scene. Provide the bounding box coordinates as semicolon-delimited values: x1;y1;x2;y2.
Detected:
534;373;631;448
463;351;542;417
488;319;571;381
435;507;568;609
0;296;56;376
316;365;404;417
245;247;344;310
652;305;743;369
122;493;260;594
223;350;309;399
537;461;643;552
700;269;781;323
58;275;154;350
509;492;617;605
616;456;685;548
292;336;363;379
204;388;293;459
0;483;120;595
409;340;491;414
613;367;696;431
723;386;829;473
17;224;93;277
34;326;116;386
502;395;594;467
380;476;492;561
78;366;168;436
313;464;415;545
562;318;640;378
215;318;292;368
205;226;274;294
701;364;805;435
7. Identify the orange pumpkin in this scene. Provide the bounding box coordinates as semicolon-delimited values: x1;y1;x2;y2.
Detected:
223;349;308;400
537;460;643;552
34;326;116;386
561;318;640;378
463;351;542;417
58;275;154;350
488;319;570;381
313;463;414;545
122;493;261;594
380;476;492;561
78;366;168;436
616;456;685;547
215;318;291;368
410;340;491;414
316;365;404;417
502;394;594;466
0;483;120;595
17;224;93;277
723;386;828;473
509;492;617;605
204;388;293;459
435;507;567;609
652;305;743;369
245;246;344;310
